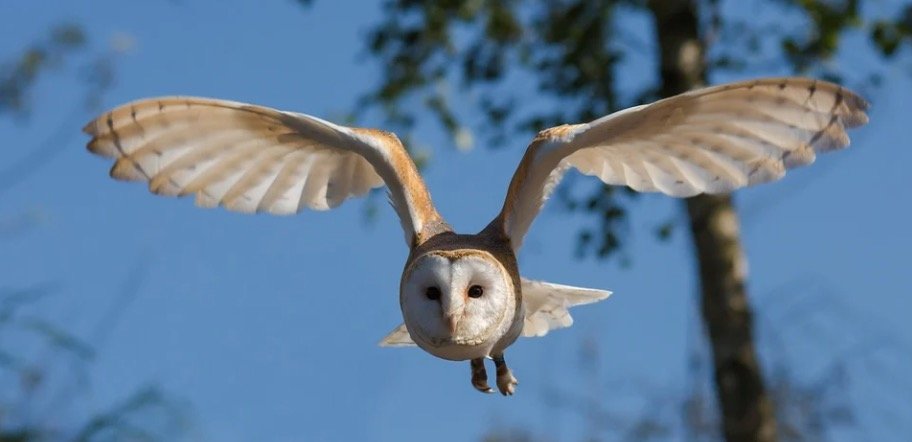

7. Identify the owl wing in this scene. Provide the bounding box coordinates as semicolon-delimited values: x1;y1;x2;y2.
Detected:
84;97;446;246
519;278;611;337
490;77;870;251
378;278;611;346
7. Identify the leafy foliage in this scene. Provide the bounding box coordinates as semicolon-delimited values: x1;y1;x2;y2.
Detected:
0;24;85;118
360;0;910;259
0;281;189;441
0;23;123;196
1;25;186;442
482;282;912;441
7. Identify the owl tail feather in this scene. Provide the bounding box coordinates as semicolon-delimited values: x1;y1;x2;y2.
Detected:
379;324;416;347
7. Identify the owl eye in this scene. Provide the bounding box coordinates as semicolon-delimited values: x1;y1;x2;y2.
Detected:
467;285;484;298
425;286;441;300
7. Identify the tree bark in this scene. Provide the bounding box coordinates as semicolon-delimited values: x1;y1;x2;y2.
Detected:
647;1;778;441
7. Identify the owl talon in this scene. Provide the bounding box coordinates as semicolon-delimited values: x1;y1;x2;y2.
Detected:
496;371;518;395
470;358;493;393
493;354;518;396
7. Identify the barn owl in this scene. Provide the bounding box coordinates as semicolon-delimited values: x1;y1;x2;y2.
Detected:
84;77;868;395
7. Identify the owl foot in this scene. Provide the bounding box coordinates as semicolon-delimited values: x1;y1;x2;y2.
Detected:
470;358;493;393
493;354;518;396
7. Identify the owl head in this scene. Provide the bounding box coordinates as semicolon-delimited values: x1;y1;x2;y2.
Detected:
400;250;518;360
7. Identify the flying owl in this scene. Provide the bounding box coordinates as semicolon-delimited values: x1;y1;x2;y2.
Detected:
83;77;868;395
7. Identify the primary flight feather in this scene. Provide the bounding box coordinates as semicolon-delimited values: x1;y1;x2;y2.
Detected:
84;77;868;395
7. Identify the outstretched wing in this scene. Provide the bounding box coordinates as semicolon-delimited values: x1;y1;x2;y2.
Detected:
520;278;611;337
491;77;870;251
378;278;611;346
84;97;446;246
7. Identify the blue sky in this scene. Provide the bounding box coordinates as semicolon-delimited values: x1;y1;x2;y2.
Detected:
2;1;911;441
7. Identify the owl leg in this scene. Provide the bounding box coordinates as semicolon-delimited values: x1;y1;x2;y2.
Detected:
492;353;519;396
470;358;493;393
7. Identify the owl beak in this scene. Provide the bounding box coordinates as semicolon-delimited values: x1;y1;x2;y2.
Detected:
446;314;460;334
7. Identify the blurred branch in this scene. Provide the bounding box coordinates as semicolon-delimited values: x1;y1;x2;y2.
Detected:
290;0;314;8
73;386;188;442
0;23;85;118
493;278;912;441
0;105;83;197
0;20;180;442
0;23;122;197
18;317;95;362
0;283;59;325
0;257;185;441
39;256;152;422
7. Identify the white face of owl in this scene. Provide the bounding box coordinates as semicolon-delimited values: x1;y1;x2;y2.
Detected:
401;251;514;353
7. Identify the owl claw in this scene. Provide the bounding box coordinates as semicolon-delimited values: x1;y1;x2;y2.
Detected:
470;358;492;394
472;378;494;393
496;371;518;396
493;353;518;396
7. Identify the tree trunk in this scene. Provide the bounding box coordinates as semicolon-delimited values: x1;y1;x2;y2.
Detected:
647;1;778;441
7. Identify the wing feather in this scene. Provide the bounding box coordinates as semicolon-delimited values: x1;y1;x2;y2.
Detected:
85;97;449;246
520;278;612;338
257;150;309;214
490;77;869;250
